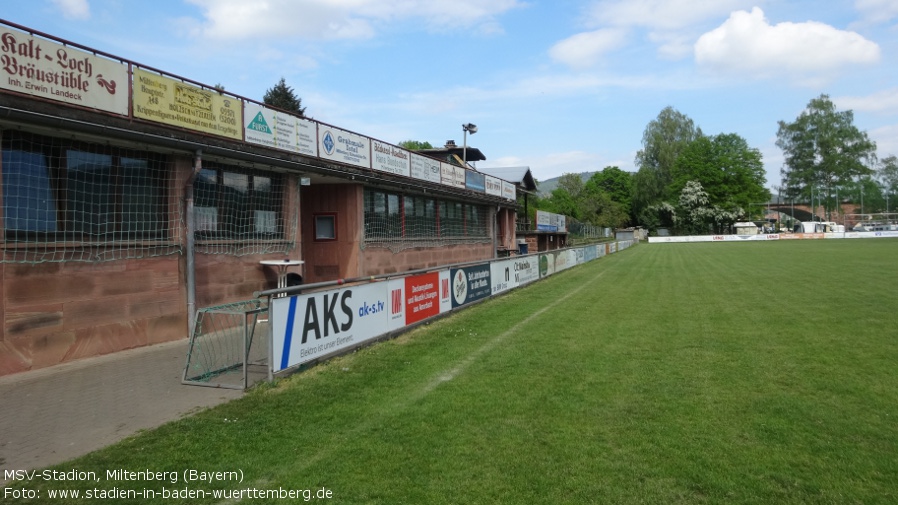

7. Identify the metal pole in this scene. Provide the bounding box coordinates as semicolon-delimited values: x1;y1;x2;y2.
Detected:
186;150;202;340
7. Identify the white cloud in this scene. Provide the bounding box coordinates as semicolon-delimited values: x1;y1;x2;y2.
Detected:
835;88;898;114
51;0;90;20
854;0;898;25
586;0;749;31
694;7;880;83
549;29;628;69
574;0;757;61
869;123;898;157
185;0;523;40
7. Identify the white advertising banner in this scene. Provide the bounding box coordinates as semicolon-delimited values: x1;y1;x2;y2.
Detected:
387;279;406;331
245;103;318;155
271;282;389;372
441;162;465;189
502;180;516;201
554;249;577;272
410;153;441;184
485;175;503;197
0;25;129;115
318;125;371;169
490;256;539;295
372;140;411;177
439;269;453;314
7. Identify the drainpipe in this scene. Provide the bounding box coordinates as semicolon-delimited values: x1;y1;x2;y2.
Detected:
185;150;202;338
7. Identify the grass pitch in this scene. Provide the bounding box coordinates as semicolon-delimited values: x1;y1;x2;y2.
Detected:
5;239;898;504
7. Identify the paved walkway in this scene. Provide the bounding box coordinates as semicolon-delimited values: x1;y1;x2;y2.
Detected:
0;340;244;479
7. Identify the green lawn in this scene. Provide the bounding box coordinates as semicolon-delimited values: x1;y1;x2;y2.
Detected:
4;239;898;504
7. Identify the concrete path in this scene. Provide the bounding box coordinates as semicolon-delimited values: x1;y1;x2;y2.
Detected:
0;340;244;480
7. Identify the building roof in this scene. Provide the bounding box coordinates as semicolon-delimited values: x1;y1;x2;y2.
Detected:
477;166;537;192
418;140;486;166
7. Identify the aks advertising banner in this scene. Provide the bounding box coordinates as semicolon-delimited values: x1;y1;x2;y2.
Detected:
271;282;390;372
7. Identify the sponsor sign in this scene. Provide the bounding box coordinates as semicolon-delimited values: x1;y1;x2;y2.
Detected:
441;162;465;189
450;264;491;308
439;270;452;313
554;249;576;272
388;279;406;331
465;171;486;193
490;256;539;295
132;68;242;140
404;272;441;325
372;140;411;177
244;102;317;156
502;180;516;201
410;153;441;184
536;210;566;232
485;175;503;197
318;126;371;169
0;25;129;115
539;253;556;278
583;245;598;262
271;282;388;372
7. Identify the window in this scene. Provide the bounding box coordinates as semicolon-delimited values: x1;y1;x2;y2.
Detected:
193;163;284;240
314;214;337;241
2;132;168;242
363;188;489;251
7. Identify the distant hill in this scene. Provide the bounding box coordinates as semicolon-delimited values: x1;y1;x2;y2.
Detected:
536;172;596;197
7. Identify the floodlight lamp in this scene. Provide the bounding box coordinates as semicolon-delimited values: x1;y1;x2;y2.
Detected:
463;123;477;134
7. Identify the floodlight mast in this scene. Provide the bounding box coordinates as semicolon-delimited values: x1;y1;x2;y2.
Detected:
462;123;477;166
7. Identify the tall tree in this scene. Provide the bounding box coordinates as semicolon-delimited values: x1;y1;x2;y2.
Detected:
876;155;898;212
557;172;586;201
776;94;876;218
263;77;307;116
633;107;703;221
587;167;632;208
397;140;434;150
670;133;769;214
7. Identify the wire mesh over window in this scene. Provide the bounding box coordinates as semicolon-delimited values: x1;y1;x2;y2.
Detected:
363;188;491;252
1;131;181;263
194;162;295;256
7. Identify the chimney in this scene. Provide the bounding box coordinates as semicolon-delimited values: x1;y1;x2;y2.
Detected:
445;140;457;148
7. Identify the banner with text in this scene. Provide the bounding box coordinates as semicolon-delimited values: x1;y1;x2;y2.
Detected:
318;125;371;169
271;282;389;372
450;264;492;308
244;102;317;156
372;140;411;177
132;68;242;140
0;25;129;115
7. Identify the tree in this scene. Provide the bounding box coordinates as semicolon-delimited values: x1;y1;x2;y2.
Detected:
675;181;740;235
263;77;306;116
397;140;434;150
586;166;633;219
556;173;586;201
670;133;769;214
776;94;876;219
633;107;703;221
876;155;898;212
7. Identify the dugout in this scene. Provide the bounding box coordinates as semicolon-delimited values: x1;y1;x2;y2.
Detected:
0;20;521;375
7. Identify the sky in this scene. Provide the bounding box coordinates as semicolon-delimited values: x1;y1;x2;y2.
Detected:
4;0;898;191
